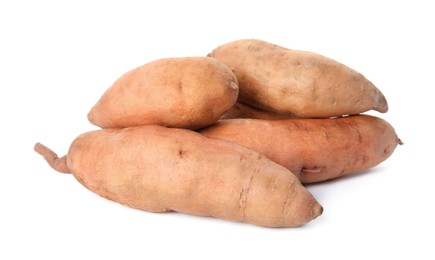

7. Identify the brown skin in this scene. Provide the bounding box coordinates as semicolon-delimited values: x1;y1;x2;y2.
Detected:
222;102;294;120
208;39;388;118
88;57;239;130
34;125;322;228
200;115;402;183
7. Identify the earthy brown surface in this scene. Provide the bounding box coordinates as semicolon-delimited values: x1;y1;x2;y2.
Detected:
200;115;401;183
208;39;388;118
88;57;239;129
34;125;322;227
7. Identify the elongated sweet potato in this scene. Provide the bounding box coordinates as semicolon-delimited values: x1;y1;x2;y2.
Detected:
208;39;388;118
34;125;322;227
88;57;239;129
222;102;293;120
200;115;401;183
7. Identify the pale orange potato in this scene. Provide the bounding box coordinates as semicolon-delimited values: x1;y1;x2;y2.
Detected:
88;57;239;129
34;125;323;228
208;39;388;118
200;115;401;183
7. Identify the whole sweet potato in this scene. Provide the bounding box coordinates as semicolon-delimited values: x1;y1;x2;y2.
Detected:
88;57;239;129
34;125;322;227
200;115;401;183
208;39;388;118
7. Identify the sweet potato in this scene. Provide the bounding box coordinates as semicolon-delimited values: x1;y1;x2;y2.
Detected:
208;39;388;118
222;102;293;120
200;115;401;183
88;57;239;129
34;125;322;227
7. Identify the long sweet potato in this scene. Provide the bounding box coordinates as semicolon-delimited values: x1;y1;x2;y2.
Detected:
200;115;401;183
88;57;239;129
34;125;322;227
208;39;388;118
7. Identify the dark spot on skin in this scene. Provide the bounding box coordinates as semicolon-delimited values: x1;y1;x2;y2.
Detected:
178;149;187;158
177;81;184;92
281;88;289;96
291;60;302;66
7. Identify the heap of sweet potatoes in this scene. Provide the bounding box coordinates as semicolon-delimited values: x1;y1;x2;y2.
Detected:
35;39;401;228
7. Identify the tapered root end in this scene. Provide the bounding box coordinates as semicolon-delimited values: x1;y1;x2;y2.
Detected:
87;109;97;126
312;202;324;219
34;143;70;174
373;89;389;113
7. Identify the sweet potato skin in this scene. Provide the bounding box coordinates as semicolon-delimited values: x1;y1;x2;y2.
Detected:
200;115;401;183
208;39;388;118
88;57;239;129
222;102;293;120
62;125;322;227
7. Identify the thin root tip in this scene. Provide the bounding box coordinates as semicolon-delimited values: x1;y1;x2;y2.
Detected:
398;138;404;145
34;142;71;174
34;142;45;154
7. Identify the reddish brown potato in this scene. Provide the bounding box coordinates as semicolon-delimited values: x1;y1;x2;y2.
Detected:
88;57;239;129
200;115;401;183
34;125;322;227
208;39;388;118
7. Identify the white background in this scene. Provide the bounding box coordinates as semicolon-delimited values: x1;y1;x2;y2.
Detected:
1;0;434;259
